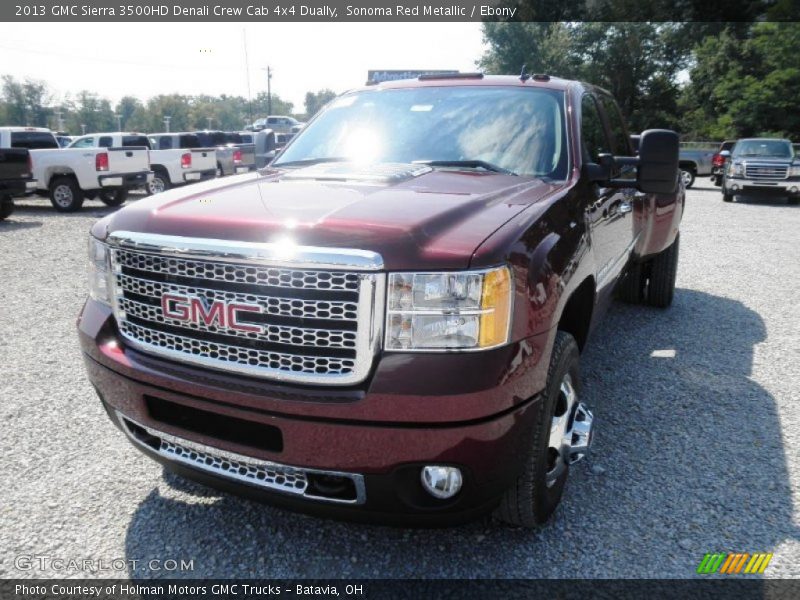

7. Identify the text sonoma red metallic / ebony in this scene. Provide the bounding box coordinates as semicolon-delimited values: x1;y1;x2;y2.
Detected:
78;74;684;526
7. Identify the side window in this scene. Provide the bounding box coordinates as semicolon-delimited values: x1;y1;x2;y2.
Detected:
72;137;95;148
267;117;277;124
157;137;172;150
580;95;610;163
98;136;113;148
598;95;631;156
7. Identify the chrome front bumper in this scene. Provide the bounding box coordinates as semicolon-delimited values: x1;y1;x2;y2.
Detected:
119;414;367;505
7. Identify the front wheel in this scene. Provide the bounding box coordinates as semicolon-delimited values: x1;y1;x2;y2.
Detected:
99;188;128;207
723;192;733;202
49;176;84;212
0;195;14;221
646;233;679;308
680;168;696;189
494;331;593;527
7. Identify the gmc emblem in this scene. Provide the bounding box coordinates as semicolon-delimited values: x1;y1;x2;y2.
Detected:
161;293;262;333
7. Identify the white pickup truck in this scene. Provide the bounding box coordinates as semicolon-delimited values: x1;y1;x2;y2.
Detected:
0;127;152;212
70;132;217;195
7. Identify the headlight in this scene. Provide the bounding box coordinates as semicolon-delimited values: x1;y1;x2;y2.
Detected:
728;162;744;177
88;236;111;305
385;266;512;351
790;164;800;177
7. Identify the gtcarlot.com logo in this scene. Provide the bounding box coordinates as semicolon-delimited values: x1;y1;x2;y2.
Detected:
697;553;773;574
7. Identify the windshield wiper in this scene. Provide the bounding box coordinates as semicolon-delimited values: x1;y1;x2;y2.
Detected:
273;157;350;168
415;160;517;175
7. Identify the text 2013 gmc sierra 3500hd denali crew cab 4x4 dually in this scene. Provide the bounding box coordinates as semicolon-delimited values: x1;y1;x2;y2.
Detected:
78;74;683;527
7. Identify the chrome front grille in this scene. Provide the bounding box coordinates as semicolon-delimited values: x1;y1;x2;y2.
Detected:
107;231;384;385
745;163;788;181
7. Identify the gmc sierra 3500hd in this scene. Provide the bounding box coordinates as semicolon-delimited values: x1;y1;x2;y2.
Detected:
78;74;683;527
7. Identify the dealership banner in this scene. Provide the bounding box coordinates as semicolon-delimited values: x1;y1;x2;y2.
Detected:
3;579;800;599
2;0;799;22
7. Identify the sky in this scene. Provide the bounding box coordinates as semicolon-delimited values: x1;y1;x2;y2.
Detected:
0;23;486;112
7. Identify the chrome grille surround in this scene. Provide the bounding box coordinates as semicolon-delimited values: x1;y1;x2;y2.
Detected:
119;415;366;504
744;162;789;181
106;231;385;386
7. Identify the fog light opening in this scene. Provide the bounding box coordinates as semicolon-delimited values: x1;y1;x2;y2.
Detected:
731;184;740;192
790;186;798;194
420;466;463;499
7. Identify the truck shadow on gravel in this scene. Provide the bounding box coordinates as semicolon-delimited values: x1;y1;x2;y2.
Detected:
123;289;798;578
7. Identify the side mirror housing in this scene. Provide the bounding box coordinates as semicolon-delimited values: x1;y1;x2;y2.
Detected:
636;129;679;194
719;150;731;158
630;134;641;154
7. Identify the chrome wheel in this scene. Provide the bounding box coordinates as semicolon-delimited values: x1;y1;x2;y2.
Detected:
680;169;695;188
546;374;594;488
52;184;74;208
148;177;166;195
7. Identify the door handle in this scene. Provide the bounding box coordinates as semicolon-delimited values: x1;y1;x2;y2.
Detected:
619;201;633;214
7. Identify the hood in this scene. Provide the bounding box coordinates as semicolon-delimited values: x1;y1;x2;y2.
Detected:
95;164;562;270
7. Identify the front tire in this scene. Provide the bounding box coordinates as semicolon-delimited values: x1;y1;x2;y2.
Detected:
49;176;84;212
645;233;679;308
99;188;128;207
616;262;644;304
494;331;585;527
0;195;14;221
723;192;733;202
680;168;696;189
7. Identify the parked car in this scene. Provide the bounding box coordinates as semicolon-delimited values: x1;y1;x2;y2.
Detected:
678;142;715;188
0;146;35;220
249;115;305;135
222;132;257;172
721;138;800;204
711;140;736;186
184;131;253;177
78;74;682;527
70;132;217;196
0;127;152;211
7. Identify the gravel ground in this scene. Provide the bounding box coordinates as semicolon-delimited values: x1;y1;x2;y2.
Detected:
0;184;798;580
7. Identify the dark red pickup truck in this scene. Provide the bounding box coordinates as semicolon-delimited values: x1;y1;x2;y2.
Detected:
78;74;683;527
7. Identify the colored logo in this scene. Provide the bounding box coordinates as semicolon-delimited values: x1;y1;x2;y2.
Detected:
697;553;773;575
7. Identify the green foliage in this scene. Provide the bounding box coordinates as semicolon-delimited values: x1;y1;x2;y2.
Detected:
481;21;800;141
304;89;337;120
0;75;300;134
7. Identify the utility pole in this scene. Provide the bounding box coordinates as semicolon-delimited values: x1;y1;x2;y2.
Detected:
207;117;213;129
164;116;171;132
115;113;122;131
54;109;64;132
262;66;273;115
81;123;86;135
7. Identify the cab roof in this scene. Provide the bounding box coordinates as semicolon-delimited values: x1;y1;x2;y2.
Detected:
360;74;578;93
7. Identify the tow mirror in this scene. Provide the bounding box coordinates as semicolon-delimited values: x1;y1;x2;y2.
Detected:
635;129;679;194
587;129;679;194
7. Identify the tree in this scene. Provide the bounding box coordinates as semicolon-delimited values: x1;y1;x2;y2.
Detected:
115;96;143;131
304;89;337;119
1;75;53;127
681;22;800;139
479;23;689;133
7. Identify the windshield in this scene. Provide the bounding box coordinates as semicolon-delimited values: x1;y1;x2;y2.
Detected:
275;87;568;179
734;140;793;158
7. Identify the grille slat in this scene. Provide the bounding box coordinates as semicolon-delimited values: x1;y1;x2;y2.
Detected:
119;297;358;349
745;163;788;181
115;249;361;291
109;243;381;384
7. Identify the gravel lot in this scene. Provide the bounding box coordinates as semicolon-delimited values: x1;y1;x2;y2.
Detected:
1;184;798;579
